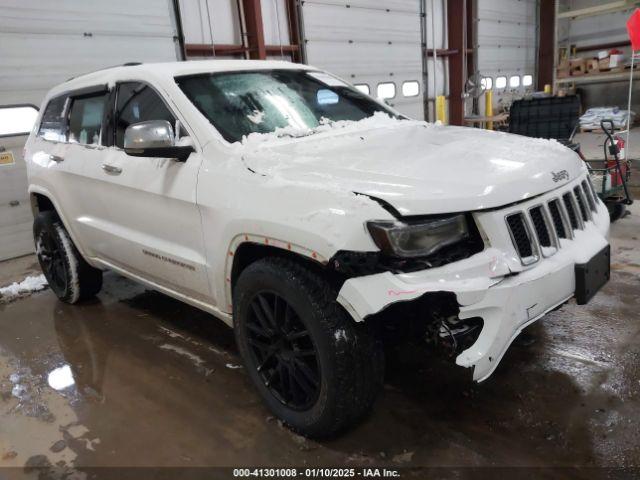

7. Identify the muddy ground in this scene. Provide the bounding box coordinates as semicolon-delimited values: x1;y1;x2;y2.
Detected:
0;205;639;479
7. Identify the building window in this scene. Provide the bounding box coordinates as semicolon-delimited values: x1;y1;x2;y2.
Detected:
354;84;370;95
495;76;507;89
481;77;493;90
523;75;533;87
509;76;521;88
402;81;420;97
377;82;396;100
0;105;39;137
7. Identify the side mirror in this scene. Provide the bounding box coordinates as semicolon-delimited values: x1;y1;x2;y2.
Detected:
124;120;194;162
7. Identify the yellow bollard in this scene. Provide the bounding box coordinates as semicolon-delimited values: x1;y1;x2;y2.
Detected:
436;95;446;124
485;90;493;130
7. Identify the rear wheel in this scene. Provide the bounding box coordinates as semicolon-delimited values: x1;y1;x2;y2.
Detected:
233;257;383;438
34;211;102;303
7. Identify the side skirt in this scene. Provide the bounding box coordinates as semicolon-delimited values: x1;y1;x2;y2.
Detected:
90;257;233;327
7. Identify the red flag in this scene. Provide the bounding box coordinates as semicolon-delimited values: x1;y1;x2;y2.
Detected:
627;9;640;51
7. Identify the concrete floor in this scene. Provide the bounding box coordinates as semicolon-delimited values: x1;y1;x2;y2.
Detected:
0;206;639;478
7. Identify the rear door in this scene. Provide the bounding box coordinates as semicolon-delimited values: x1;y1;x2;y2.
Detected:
0;104;39;260
80;82;211;302
58;86;113;251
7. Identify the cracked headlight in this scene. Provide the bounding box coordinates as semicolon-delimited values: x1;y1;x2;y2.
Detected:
367;214;469;258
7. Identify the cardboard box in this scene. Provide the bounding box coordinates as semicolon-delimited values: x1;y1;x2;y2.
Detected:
557;67;571;78
610;53;625;68
570;58;587;76
586;59;599;74
598;57;610;70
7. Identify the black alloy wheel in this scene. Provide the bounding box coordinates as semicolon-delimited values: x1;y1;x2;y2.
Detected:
245;291;321;411
33;211;103;303
37;227;68;297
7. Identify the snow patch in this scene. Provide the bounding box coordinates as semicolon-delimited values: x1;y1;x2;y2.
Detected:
225;363;243;369
247;110;265;125
55;224;80;302
334;329;348;342
239;112;409;146
0;274;48;304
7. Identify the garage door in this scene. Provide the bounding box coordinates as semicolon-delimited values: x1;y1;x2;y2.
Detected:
0;106;38;261
300;0;426;120
476;0;538;112
0;0;181;261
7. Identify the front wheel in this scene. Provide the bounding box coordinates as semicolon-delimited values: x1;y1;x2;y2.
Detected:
33;211;103;303
233;257;384;438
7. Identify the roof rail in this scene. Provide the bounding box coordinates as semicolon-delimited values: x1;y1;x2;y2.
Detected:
66;62;143;81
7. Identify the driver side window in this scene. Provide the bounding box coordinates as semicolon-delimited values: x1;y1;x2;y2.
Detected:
115;83;176;148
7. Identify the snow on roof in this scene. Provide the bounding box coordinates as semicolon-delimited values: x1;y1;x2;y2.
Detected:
48;60;313;98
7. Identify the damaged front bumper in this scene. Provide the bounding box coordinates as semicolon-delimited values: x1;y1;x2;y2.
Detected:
337;183;610;382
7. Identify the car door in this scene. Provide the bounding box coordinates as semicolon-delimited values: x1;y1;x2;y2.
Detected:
58;86;113;253
27;94;99;255
81;81;210;302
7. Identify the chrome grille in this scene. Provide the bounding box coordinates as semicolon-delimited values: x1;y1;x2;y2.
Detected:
563;193;579;230
574;186;591;222
506;213;538;264
529;206;551;247
548;199;567;239
505;180;596;265
581;180;597;212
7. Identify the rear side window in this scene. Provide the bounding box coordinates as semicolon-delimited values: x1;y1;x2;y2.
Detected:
38;96;68;142
115;83;176;148
68;93;108;145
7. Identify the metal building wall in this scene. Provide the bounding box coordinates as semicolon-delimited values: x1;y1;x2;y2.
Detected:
0;0;181;106
179;0;243;46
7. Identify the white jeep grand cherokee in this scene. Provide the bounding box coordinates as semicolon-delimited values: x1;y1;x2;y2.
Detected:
25;60;610;437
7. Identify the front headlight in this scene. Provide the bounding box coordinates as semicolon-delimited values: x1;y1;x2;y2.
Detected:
367;215;469;258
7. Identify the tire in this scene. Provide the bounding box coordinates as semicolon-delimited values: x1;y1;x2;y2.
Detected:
233;257;384;438
33;211;102;303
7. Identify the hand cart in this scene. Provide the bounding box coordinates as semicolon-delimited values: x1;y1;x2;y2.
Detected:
582;120;634;221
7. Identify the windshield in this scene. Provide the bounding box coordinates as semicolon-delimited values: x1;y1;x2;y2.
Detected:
175;69;399;143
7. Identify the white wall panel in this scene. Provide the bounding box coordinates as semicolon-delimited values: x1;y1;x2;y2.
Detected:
262;0;291;46
179;0;242;45
0;135;32;261
301;0;426;120
0;0;180;106
477;0;538;110
424;0;448;111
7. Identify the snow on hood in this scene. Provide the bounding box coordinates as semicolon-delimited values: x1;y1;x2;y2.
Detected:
239;117;587;216
238;111;403;146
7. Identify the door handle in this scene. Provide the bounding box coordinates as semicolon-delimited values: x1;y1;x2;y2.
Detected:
49;154;64;163
101;164;122;175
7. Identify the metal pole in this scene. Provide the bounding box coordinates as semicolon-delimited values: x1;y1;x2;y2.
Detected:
626;51;635;154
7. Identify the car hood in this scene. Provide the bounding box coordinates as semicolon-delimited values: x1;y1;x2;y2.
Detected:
241;122;587;216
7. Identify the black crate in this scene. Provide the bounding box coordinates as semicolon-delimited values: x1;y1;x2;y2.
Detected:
508;95;581;142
